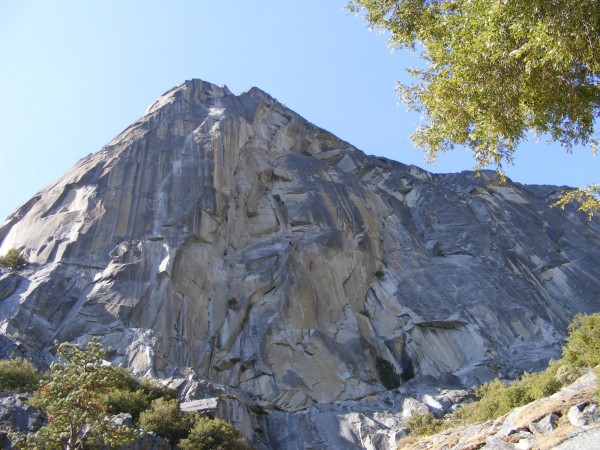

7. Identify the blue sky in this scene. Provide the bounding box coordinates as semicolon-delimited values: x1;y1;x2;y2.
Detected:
0;1;597;221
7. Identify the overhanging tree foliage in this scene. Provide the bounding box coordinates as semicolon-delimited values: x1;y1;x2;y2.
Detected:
553;184;600;218
349;0;600;213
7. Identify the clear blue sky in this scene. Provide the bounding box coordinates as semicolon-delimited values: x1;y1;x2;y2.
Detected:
1;1;597;221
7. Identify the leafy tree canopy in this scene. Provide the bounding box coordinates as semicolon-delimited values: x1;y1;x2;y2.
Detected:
348;0;600;211
553;184;600;218
27;338;136;450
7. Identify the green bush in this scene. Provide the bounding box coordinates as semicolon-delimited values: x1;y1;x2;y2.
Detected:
104;376;176;426
520;364;562;399
139;377;178;402
0;358;40;392
562;313;600;368
138;398;194;445
80;366;179;429
110;365;142;391
0;249;27;271
452;379;513;424
178;416;251;450
104;389;150;425
405;412;449;436
452;366;566;425
376;356;401;390
555;363;583;385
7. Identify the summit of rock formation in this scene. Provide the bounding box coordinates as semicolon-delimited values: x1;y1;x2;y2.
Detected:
1;79;599;448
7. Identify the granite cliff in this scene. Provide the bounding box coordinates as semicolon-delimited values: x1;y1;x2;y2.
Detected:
0;79;599;448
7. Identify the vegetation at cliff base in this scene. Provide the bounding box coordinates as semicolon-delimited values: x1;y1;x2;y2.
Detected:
562;312;600;368
26;338;137;449
104;387;150;425
349;0;600;214
103;376;178;426
0;338;250;449
450;365;563;424
0;358;40;392
405;411;449;436
403;312;600;441
179;416;253;450
453;313;600;425
137;398;250;449
376;356;401;390
0;248;28;271
138;398;195;446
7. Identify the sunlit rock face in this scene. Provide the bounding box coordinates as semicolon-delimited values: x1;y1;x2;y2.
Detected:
1;79;600;447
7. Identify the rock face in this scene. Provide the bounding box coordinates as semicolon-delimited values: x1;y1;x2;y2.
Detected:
0;79;599;448
0;393;45;449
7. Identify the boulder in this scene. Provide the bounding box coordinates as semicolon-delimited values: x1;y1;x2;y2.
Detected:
0;392;45;449
529;413;558;436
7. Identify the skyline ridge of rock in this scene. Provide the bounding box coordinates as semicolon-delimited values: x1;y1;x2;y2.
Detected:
1;78;599;449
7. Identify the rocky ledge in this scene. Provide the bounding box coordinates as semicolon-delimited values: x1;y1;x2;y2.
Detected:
399;371;600;450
